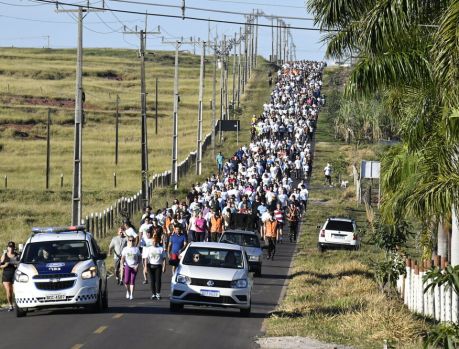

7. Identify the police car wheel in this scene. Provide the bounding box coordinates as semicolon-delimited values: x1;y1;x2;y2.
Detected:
102;283;109;310
169;302;183;312
240;303;251;317
90;287;104;313
16;306;27;318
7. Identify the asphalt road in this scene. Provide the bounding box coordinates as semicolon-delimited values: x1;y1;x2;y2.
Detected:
0;238;297;349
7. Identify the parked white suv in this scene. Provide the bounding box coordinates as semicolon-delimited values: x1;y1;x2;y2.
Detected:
317;217;359;252
170;242;253;316
14;225;108;317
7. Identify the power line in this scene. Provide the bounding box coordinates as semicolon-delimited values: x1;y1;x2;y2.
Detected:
207;0;305;9
110;0;314;21
32;0;330;31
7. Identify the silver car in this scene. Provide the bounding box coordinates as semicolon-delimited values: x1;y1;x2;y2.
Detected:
219;230;263;277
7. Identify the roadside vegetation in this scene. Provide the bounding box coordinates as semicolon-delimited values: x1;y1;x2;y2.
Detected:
265;67;428;349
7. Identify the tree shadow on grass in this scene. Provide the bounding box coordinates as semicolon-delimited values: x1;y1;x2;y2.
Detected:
288;269;373;281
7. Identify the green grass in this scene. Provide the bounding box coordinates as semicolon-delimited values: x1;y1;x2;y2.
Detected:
0;47;273;303
263;67;427;349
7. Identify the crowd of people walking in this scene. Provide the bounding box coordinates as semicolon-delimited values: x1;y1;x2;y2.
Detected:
108;60;325;300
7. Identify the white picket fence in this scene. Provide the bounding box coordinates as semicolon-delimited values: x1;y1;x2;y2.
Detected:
397;257;459;323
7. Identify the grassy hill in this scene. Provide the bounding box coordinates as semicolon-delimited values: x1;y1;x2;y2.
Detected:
0;47;269;246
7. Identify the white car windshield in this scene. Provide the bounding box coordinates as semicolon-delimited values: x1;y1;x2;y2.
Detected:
183;247;244;269
21;240;91;263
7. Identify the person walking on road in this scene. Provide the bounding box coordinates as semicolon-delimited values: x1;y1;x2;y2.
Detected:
143;234;166;300
1;241;19;311
264;213;278;260
287;201;300;242
168;224;187;274
210;210;224;242
121;237;141;300
108;227;126;285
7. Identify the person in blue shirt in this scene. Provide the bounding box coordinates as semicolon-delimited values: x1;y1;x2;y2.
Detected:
168;224;187;273
216;152;224;175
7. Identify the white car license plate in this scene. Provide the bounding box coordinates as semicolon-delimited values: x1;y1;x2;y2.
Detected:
46;294;66;301
200;289;220;298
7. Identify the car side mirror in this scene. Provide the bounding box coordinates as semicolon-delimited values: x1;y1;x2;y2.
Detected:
97;252;107;260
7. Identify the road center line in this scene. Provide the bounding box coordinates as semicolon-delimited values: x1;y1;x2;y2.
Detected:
93;326;108;334
112;313;123;319
70;344;84;349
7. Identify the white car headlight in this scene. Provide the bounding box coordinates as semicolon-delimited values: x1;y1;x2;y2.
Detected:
176;274;191;284
248;255;260;262
81;266;97;279
15;271;29;283
231;279;248;288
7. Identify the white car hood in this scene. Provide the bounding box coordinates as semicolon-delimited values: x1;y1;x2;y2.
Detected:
178;264;246;281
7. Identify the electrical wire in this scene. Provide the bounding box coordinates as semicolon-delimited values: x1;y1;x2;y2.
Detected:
32;0;331;31
109;0;315;21
207;0;305;9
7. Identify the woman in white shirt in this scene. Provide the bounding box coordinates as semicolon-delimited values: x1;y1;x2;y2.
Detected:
121;237;141;300
142;235;166;300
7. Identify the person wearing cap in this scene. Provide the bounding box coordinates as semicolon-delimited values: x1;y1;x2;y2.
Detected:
120;236;141;300
1;241;19;311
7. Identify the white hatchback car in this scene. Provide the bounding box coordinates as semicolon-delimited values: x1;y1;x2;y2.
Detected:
170;242;253;315
317;217;359;252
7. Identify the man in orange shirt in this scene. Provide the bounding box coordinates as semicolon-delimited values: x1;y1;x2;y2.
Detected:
264;212;278;260
210;210;224;242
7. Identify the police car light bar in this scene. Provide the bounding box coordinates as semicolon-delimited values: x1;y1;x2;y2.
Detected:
31;225;86;235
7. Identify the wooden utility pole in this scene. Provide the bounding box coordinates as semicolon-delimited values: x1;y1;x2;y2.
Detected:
196;40;206;175
271;17;274;62
46;108;51;190
254;10;259;67
237;27;242;108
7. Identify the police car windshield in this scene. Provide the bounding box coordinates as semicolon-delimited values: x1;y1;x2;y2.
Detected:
183;247;244;269
21;240;91;263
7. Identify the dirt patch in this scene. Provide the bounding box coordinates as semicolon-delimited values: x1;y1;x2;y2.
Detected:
0;123;45;140
96;70;123;80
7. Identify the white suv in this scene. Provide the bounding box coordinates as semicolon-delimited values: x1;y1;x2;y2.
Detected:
14;225;108;317
317;217;359;252
170;242;253;316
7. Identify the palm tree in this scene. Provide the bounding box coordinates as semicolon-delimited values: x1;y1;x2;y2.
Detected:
307;0;459;263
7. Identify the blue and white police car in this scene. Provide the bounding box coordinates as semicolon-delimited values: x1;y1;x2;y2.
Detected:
13;225;108;317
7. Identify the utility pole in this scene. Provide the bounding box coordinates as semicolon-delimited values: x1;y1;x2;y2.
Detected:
115;94;119;165
55;4;104;225
254;10;259;68
162;38;197;190
71;7;84;226
243;19;248;92
232;32;237;116
219;36;225;143
124;26;161;206
46;108;51;190
237;27;242;108
196;40;206;175
211;39;217;153
275;18;279;65
271;18;274;62
155;77;158;134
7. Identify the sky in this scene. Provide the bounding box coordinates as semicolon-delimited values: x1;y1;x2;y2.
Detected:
0;0;327;61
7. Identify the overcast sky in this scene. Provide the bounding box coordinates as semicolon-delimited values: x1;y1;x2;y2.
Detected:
0;0;327;61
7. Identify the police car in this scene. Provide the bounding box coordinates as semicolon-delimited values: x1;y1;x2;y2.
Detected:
13;225;108;317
